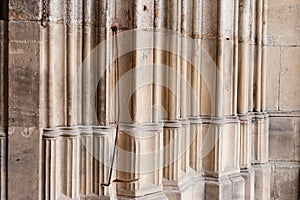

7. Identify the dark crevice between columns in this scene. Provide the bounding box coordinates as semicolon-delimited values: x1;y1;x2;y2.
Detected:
0;0;8;199
0;0;8;21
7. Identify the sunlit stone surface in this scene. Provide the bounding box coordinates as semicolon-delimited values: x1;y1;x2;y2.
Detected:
0;0;299;199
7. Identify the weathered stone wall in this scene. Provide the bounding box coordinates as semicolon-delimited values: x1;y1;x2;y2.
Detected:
267;0;300;199
4;0;41;199
267;0;300;110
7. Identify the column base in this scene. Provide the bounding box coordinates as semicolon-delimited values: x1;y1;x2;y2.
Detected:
117;184;163;198
80;183;117;200
163;177;193;200
80;195;111;200
116;123;164;197
253;163;271;200
205;175;245;200
189;169;205;200
118;191;168;200
241;168;255;200
230;174;245;199
162;121;193;199
205;177;232;199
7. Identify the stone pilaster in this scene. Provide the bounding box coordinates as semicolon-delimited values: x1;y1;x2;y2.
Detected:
43;128;80;199
43;129;60;200
163;122;182;183
239;115;255;199
92;126;115;198
60;128;80;199
189;118;203;173
78;127;94;196
180;119;190;174
44;126;118;199
163;121;193;199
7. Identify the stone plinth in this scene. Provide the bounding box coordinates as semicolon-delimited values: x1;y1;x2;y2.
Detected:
116;123;164;198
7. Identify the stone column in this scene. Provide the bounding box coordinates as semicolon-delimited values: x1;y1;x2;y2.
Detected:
252;114;270;200
239;116;255;200
40;0;119;198
189;118;205;199
252;0;270;199
47;0;68;128
237;0;255;199
161;0;193;199
201;0;245;198
153;0;167;124
114;1;166;199
188;0;206;198
179;0;192;176
238;0;250;116
42;0;83;197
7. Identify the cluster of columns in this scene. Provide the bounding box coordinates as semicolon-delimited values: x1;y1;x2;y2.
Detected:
39;0;270;199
